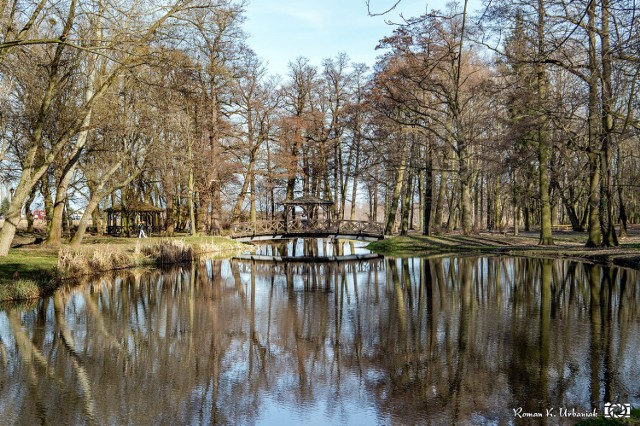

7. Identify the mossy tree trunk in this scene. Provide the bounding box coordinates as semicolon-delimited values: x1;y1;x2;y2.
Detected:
536;0;554;246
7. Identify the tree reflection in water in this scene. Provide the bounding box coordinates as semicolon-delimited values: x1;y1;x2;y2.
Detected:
0;256;639;424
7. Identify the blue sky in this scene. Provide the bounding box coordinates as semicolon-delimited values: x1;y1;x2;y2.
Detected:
243;0;481;76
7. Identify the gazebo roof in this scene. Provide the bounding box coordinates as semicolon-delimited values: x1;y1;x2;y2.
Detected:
105;201;164;213
281;195;334;206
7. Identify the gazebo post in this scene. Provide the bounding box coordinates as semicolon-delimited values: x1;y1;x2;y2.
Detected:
281;195;334;235
284;204;289;233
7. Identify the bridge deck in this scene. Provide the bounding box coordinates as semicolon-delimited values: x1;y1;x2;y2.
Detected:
231;219;385;241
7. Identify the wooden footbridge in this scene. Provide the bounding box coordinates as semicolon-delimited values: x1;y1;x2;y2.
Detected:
231;195;385;242
230;218;385;242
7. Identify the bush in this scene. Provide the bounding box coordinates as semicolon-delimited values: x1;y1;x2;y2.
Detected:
0;280;41;301
141;240;193;265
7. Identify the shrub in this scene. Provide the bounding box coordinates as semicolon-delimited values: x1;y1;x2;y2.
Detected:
0;279;40;301
141;240;193;265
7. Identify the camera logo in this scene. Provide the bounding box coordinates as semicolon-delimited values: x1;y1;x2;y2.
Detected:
604;403;631;418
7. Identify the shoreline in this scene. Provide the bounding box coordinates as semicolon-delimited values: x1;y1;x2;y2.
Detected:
0;235;251;302
367;231;640;270
3;230;640;302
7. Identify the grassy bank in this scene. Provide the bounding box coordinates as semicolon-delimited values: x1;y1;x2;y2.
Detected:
0;235;250;302
368;231;640;270
0;246;59;302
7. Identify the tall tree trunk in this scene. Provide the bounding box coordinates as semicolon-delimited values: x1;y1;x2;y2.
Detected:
230;153;256;222
25;186;37;233
286;139;298;201
250;173;256;222
209;156;222;235
165;191;175;236
188;139;196;237
384;141;409;235
46;153;81;245
71;195;102;246
372;163;379;222
71;163;135;244
434;150;449;234
41;172;54;237
336;139;346;219
511;172;519;236
616;146;628;238
554;181;583;231
400;160;414;236
446;187;458;233
586;0;602;247
600;0;618;246
586;152;602;247
458;141;474;234
536;0;554;245
46;0;102;244
87;181;102;236
453;0;473;236
302;143;310;195
423;153;433;236
349;138;361;221
581;203;590;231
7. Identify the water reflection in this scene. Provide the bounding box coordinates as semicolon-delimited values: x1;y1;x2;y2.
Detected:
252;238;371;257
1;256;639;424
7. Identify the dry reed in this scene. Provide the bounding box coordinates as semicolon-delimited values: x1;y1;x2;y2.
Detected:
141;240;193;265
58;245;135;276
57;238;247;275
0;279;40;301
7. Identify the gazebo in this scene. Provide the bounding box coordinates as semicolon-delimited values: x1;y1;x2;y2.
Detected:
105;201;165;236
281;195;334;230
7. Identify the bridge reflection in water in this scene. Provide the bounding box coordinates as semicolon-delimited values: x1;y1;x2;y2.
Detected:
235;237;381;262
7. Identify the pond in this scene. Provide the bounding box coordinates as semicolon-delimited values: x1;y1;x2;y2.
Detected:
1;239;639;424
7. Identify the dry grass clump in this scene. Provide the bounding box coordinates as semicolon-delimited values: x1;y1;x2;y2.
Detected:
0;279;40;301
192;237;253;258
141;239;193;265
56;237;246;276
58;245;134;276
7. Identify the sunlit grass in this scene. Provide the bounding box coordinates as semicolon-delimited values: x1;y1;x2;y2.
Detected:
367;235;500;255
368;232;640;270
0;249;58;282
0;249;59;301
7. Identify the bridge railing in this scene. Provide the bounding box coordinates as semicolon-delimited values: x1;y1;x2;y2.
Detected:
231;219;384;239
336;220;385;235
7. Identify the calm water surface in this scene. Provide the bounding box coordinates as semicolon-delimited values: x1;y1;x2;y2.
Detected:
1;241;639;425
